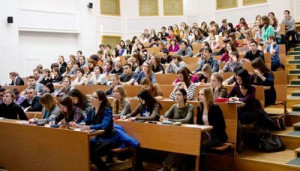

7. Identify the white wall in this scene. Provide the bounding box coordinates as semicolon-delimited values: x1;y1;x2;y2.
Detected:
0;0;297;84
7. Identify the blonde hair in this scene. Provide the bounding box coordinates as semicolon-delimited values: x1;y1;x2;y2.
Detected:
202;64;212;75
211;73;223;82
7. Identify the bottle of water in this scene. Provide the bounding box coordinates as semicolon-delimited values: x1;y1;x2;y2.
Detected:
80;122;86;131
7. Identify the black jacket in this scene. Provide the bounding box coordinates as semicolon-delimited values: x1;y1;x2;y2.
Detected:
20;96;43;112
197;104;228;143
0;102;28;120
10;76;25;85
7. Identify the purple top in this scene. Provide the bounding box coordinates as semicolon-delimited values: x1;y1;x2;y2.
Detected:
227;84;256;105
168;44;180;52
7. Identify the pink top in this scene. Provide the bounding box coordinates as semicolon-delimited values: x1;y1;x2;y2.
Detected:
174;75;198;83
168;44;180;52
220;52;230;62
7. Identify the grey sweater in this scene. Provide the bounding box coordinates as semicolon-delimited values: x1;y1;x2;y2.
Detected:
164;104;194;124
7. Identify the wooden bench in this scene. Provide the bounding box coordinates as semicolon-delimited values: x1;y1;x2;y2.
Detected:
2;85;27;93
156;74;177;85
183;57;199;71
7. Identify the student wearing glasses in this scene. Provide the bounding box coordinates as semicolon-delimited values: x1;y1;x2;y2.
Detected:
20;87;43;112
123;90;162;121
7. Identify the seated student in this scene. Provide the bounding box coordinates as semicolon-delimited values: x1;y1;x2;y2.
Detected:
112;85;131;117
120;64;138;85
106;74;122;97
242;39;265;62
124;90;162;121
140;77;163;100
51;67;63;84
77;90;117;171
41;82;56;96
194;48;219;74
196;64;212;84
0;88;6;104
197;88;227;170
165;54;186;74
173;67;198;84
22;75;43;96
0;90;28;120
220;42;238;62
210;73;228;99
150;53;165;74
62;61;75;77
110;61;124;75
134;61;157;85
221;51;243;73
39;93;60;123
20;87;43;112
161;48;172;65
85;65;107;85
56;76;72;96
264;35;281;71
68;89;92;117
176;41;193;57
251;58;276;107
163;88;194;123
12;88;25;105
40;69;53;85
72;68;87;86
55;96;84;125
9;72;24;85
170;67;196;101
282;10;297;47
168;38;180;53
159;88;194;171
227;69;258;124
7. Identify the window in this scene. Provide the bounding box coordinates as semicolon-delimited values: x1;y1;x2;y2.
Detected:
216;0;238;10
139;0;159;16
243;0;267;6
163;0;183;16
100;0;120;16
101;36;121;48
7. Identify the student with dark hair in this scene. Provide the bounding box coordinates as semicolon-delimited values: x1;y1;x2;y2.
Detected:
170;67;196;101
161;48;172;64
281;10;297;47
79;90;116;171
22;75;44;95
58;55;67;74
228;69;258;124
20;87;43;112
68;88;92;116
176;41;193;57
251;58;276;107
85;65;107;85
0;90;28;120
261;15;275;44
222;51;242;73
264;35;281;71
0;88;5;104
124;90;162;121
120;64;138;85
243;39;265;62
40;69;53;85
72;68;86;86
12;88;25;105
159;88;194;171
51;67;63;84
56;96;84;124
194;48;219;74
163;88;194;123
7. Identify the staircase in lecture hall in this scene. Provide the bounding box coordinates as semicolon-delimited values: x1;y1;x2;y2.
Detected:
236;44;300;171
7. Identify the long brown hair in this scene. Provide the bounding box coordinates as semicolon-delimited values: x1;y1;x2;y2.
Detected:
39;93;57;111
59;95;74;118
251;58;272;75
198;88;214;112
177;67;192;88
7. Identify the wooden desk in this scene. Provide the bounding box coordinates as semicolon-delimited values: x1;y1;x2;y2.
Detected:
115;120;212;171
0;119;91;171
